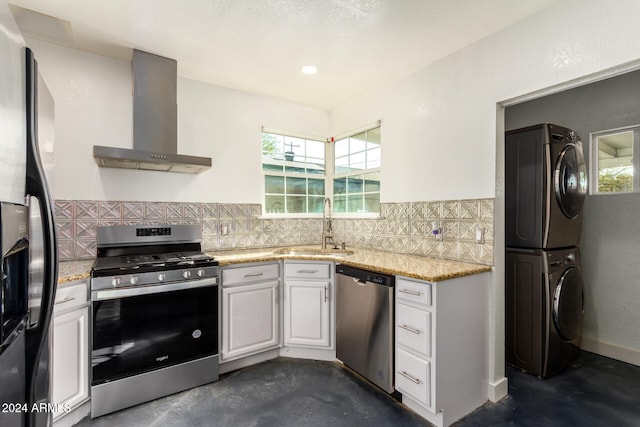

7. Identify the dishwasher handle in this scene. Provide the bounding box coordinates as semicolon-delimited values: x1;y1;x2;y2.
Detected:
352;277;367;286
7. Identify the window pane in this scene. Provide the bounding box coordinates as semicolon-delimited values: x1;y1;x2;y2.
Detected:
286;196;306;213
265;175;284;194
306;157;325;174
596;131;633;193
364;194;380;213
347;176;363;193
335;156;349;174
308;178;325;195
333;195;346;213
262;133;283;158
347;196;363;213
308;196;324;213
350;151;366;170
265;195;284;213
350;132;367;153
286;177;307;195
367;147;381;169
335;138;349;157
367;127;381;145
334;177;347;195
364;171;380;192
307;139;325;160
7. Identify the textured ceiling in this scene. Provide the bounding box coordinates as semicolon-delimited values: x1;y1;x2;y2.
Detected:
9;0;557;110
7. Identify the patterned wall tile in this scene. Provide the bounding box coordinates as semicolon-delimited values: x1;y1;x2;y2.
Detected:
166;203;183;220
441;201;459;219
76;201;98;220
55;197;495;266
99;201;122;220
202;203;219;219
75;220;97;240
123;202;144;220
75;239;96;259
56;221;74;240
479;199;494;220
424;202;440;219
183;203;201;219
459;200;478;219
145;202;166;221
55;201;74;220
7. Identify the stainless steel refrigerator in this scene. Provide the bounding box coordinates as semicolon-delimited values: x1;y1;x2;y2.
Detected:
0;4;58;426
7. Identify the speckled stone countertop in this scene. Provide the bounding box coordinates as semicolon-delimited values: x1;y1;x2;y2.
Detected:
57;246;491;285
209;246;492;282
58;259;94;285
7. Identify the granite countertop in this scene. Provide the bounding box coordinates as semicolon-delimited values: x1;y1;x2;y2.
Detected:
58;246;491;285
209;246;492;282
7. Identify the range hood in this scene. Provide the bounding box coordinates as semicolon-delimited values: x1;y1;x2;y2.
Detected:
93;50;211;173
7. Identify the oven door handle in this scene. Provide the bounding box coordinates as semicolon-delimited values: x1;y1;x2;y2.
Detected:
91;277;218;301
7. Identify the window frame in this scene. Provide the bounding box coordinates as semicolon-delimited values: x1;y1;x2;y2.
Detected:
589;125;640;195
261;130;328;217
261;123;382;219
331;126;381;217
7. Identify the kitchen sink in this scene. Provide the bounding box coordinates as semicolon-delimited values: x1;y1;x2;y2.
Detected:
275;247;354;257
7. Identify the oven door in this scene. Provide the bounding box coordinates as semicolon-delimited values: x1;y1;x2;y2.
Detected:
91;278;218;385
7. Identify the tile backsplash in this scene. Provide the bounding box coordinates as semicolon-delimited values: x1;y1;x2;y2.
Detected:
55;198;494;265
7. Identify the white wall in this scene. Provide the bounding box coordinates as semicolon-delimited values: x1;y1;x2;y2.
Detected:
331;0;640;203
330;0;640;399
26;39;329;203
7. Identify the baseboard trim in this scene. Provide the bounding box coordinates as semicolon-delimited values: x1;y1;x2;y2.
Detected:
488;377;508;402
581;337;640;367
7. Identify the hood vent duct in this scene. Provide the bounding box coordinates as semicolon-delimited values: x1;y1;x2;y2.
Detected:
93;49;211;173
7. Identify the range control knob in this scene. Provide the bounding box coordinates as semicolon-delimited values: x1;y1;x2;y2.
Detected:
112;277;121;287
197;269;205;277
566;253;576;262
183;271;192;279
130;276;139;285
158;273;166;281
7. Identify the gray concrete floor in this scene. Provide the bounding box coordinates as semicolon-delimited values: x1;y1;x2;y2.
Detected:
76;351;640;427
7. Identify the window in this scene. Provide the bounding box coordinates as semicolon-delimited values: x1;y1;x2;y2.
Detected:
590;125;639;194
333;127;381;213
262;132;326;214
262;125;381;216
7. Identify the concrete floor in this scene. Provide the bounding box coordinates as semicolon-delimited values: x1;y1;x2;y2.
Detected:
76;351;640;427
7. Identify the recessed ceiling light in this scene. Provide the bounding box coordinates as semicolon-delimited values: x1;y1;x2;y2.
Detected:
301;65;318;75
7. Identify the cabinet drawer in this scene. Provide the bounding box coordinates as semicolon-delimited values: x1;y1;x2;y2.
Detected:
284;262;331;279
396;278;432;306
54;281;88;313
222;263;280;286
396;348;431;407
397;303;431;357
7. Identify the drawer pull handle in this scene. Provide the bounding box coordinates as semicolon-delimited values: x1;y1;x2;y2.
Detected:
55;296;76;305
399;289;421;296
244;273;264;278
324;285;328;302
399;371;421;385
297;269;319;274
399;324;421;335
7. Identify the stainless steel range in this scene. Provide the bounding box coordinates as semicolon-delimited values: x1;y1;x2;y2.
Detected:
90;224;219;418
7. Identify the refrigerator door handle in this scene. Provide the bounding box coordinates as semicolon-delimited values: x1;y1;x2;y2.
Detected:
24;48;58;425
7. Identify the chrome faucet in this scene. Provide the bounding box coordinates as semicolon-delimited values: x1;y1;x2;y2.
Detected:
321;197;334;249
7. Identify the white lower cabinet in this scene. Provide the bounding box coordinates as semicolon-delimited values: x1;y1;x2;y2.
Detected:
52;280;89;421
221;263;280;362
395;273;490;427
283;261;333;349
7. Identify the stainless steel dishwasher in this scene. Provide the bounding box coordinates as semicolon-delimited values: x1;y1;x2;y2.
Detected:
336;264;395;393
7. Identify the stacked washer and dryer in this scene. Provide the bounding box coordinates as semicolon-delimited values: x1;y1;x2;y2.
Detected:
505;123;588;378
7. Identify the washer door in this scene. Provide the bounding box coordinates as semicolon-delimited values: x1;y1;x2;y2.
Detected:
552;267;584;342
554;144;588;219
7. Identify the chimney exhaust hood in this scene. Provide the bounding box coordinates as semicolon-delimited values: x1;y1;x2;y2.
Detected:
93;50;211;173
